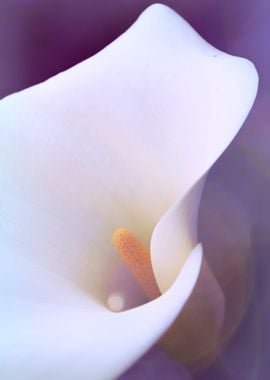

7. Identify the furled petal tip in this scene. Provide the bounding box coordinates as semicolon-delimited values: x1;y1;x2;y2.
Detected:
146;3;258;292
0;3;258;380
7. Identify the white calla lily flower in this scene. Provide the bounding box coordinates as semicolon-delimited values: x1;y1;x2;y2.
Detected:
0;4;258;380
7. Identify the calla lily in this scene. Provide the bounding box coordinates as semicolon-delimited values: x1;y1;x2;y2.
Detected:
0;4;258;380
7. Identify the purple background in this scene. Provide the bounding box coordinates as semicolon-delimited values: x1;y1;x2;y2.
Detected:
1;1;269;379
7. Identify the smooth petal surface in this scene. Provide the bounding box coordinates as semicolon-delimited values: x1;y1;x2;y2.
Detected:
159;255;225;369
1;245;202;380
0;3;258;298
0;4;258;379
148;4;258;292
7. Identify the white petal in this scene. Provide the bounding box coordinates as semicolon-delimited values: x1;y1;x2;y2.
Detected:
0;3;258;378
0;3;258;297
1;245;202;380
152;178;206;292
160;254;225;369
146;4;258;291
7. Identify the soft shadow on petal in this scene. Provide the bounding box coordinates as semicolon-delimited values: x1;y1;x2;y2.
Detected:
2;245;202;380
0;4;258;305
151;178;205;293
0;4;259;379
159;255;225;371
199;173;253;347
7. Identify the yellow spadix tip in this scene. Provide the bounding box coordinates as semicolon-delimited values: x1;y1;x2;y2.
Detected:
112;228;161;300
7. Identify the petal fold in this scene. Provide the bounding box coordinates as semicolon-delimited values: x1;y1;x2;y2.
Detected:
0;3;259;378
2;246;202;380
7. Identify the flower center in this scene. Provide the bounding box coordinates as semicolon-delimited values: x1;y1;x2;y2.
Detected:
108;228;161;312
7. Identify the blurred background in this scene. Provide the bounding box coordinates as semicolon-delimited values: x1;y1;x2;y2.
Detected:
1;1;269;379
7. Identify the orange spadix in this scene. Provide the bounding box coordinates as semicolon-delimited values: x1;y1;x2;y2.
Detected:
112;228;161;300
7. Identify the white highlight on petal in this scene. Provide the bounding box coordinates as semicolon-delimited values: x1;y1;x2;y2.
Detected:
1;245;203;380
0;3;259;379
